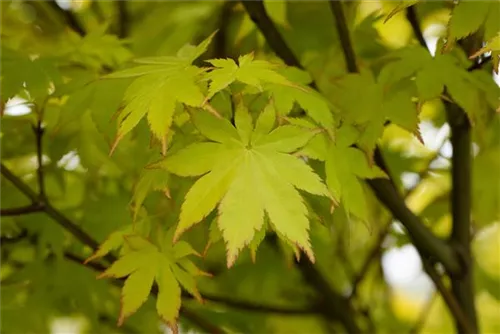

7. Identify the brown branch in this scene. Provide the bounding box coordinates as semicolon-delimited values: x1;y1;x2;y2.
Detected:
350;143;447;298
329;1;358;73
47;0;86;36
116;0;129;39
1;204;44;216
1;163;101;251
329;0;462;276
406;6;479;332
240;1;307;78
422;261;474;334
33;120;46;201
446;99;478;333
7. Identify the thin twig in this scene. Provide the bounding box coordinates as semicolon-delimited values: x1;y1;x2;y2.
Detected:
422;261;474;334
116;0;129;39
33;120;46;201
1;163;102;251
329;1;358;73
1;204;44;216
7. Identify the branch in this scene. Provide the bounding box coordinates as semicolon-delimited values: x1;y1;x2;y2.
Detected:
422;261;474;333
350;142;448;298
33;120;46;201
406;6;427;47
329;1;358;73
1;163;101;251
406;6;478;332
297;259;360;333
446;99;477;333
116;0;129;39
240;1;305;76
47;0;86;36
329;0;462;276
1;204;44;216
197;291;317;315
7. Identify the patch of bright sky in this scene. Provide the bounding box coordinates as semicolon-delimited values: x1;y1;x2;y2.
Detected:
3;96;32;116
51;317;85;334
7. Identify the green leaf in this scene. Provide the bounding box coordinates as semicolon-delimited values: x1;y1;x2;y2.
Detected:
112;66;205;153
96;236;202;327
156;261;181;326
448;1;490;41
205;53;292;98
191;110;241;144
253;125;319;153
175;154;242;241
173;104;329;265
218;152;265;267
234;97;254;145
118;264;156;326
153;142;223;177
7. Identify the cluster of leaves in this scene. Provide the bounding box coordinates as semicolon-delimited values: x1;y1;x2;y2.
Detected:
2;1;500;332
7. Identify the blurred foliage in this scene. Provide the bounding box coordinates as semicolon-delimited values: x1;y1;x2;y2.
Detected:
1;1;499;333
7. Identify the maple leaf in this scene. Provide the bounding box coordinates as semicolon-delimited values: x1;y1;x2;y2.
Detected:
446;1;499;48
300;124;387;220
332;70;419;156
264;67;335;128
204;52;294;99
96;234;204;328
104;33;216;154
153;102;330;267
379;46;498;126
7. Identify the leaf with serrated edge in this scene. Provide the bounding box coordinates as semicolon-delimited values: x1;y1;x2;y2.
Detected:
118;263;156;326
156;261;181;326
154;142;223;177
175;154;243;242
173;241;200;259
191;110;241;144
256;153;315;262
218;152;264;267
234;98;254;145
263;151;330;197
254;125;319;153
254;101;276;135
171;264;202;302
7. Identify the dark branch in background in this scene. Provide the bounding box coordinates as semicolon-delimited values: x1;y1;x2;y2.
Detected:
446;98;477;333
406;6;479;333
116;0;129;39
406;6;427;47
422;261;473;333
1;204;44;216
47;0;85;36
328;1;462;277
1;164;101;251
213;1;236;59
329;1;358;73
33;120;46;201
297;260;361;333
350;140;448;299
241;1;311;85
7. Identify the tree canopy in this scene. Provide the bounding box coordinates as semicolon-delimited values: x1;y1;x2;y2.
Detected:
1;1;499;333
